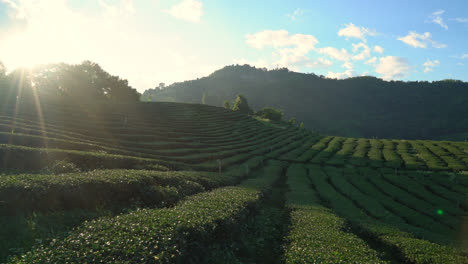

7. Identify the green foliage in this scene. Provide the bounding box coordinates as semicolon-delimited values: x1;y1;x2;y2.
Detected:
0;170;209;215
0;61;140;105
0;209;112;263
296;136;331;162
326;138;356;166
232;94;253;115
1;97;468;262
41;160;81;174
256;107;284;122
201;161;288;263
299;122;304;129
303;165;468;263
284;164;386;263
0;144;168;172
288;117;296;126
222;100;230;109
310;137;345;164
10;162;281;263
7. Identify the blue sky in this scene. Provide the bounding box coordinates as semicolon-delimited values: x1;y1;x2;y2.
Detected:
1;0;467;92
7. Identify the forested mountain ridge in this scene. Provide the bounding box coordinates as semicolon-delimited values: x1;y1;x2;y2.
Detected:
142;65;468;140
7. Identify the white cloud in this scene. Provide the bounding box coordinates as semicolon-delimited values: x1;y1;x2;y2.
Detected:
165;0;203;23
375;56;411;80
365;57;377;65
351;42;370;61
429;10;448;30
317;47;351;61
245;30;323;70
373;45;384;54
342;61;353;69
397;31;446;48
451;54;468;59
2;0;27;19
423;59;440;73
246;30;318;51
286;8;304;21
454;17;468;23
457;62;464;66
337;23;376;42
327;69;358;79
305;58;333;69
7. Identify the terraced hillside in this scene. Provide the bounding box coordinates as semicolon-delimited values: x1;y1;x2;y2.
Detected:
0;101;467;263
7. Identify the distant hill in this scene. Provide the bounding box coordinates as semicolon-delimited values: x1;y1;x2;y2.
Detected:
142;65;468;140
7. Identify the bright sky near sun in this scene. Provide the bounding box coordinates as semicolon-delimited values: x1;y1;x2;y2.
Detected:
1;0;468;92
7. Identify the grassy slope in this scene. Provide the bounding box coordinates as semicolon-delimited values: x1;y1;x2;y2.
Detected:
0;101;467;263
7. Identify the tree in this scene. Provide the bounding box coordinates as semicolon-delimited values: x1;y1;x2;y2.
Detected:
289;117;296;126
0;61;6;77
300;122;305;129
0;61;6;100
232;94;253;115
158;83;165;89
222;100;231;109
201;92;207;104
256;107;284;121
1;61;140;104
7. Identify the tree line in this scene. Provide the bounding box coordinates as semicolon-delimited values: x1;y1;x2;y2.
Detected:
0;61;140;106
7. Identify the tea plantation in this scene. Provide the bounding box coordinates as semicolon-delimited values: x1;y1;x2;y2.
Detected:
0;101;467;263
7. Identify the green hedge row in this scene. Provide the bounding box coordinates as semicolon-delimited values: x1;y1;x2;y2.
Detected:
0;154;271;215
396;141;426;170
381;140;403;168
410;141;447;170
300;165;468;263
309;136;345;164
326;167;403;223
295;136;333;162
284;164;386;263
9;161;282;263
0;170;212;215
348;138;370;166
421;141;467;171
365;222;468;264
0;144;169;172
326;137;357;166
368;172;457;232
380;168;465;217
278;135;321;160
404;170;468;210
351;168;455;242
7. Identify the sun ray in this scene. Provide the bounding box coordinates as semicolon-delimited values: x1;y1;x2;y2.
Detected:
9;69;24;145
28;69;49;149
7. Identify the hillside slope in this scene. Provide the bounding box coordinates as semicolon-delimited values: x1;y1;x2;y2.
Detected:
142;65;468;140
1;101;467;263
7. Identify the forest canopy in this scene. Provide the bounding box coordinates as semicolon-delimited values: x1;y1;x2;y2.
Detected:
0;61;140;106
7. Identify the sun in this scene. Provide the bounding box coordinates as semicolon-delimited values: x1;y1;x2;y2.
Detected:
9;53;43;69
1;29;74;70
4;41;57;69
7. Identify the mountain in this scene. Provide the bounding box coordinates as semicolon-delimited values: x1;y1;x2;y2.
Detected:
142;65;468;140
